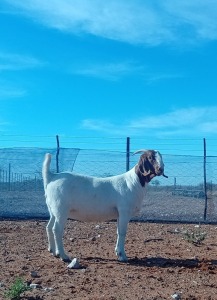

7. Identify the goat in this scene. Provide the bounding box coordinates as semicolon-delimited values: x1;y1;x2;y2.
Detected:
42;150;167;262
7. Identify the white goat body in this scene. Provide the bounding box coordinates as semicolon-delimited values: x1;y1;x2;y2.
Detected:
43;150;165;262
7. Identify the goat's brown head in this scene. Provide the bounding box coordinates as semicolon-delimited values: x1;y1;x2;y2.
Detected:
134;149;168;187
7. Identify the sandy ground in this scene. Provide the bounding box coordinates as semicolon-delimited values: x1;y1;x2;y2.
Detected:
0;219;217;300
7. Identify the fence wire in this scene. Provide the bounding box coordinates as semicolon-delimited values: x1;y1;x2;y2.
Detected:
0;147;216;223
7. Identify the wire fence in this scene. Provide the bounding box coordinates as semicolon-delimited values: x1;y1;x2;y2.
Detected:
0;135;217;223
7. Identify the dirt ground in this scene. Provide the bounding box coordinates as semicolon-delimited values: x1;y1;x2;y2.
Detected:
0;220;217;300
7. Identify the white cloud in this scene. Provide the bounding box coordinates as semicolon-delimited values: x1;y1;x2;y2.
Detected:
74;61;144;81
0;79;27;99
81;107;217;137
200;121;217;133
164;0;217;41
3;0;217;45
72;60;183;81
0;121;11;133
81;119;124;135
0;52;43;99
129;107;207;129
144;73;184;85
0;87;27;98
0;52;44;71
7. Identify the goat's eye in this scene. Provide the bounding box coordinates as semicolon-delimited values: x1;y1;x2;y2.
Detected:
149;155;154;161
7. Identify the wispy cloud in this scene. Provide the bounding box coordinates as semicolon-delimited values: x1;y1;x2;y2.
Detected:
0;79;27;99
0;52;44;71
81;107;217;137
129;107;217;137
144;73;184;85
164;0;217;41
0;52;43;99
74;61;144;81
0;120;11;133
0;87;27;99
73;61;182;82
129;107;206;130
2;0;217;45
81;119;124;135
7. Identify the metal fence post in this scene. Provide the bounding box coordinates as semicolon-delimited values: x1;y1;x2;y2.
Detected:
8;163;11;191
203;137;208;221
126;137;130;171
56;135;60;173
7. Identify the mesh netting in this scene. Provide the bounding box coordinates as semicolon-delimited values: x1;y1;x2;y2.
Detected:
0;148;216;222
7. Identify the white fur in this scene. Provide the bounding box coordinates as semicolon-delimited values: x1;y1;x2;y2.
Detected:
42;151;164;262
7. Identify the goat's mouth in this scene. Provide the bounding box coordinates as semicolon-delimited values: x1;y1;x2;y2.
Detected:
155;168;164;176
155;168;168;178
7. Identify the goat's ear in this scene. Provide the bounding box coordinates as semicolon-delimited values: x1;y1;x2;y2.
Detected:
139;156;150;176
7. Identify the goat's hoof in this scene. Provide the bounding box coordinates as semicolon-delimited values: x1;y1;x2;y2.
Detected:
116;250;128;262
61;256;71;263
57;253;71;262
62;258;71;263
118;256;128;262
54;253;70;262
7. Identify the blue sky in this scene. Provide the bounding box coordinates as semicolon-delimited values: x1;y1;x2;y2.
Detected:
1;0;217;149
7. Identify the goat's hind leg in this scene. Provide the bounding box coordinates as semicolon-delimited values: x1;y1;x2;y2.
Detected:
46;211;56;255
52;215;70;262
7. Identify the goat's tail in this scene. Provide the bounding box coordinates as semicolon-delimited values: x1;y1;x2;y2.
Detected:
42;153;52;191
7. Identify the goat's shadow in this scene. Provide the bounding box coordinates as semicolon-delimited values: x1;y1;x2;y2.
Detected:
84;256;217;269
21;297;43;300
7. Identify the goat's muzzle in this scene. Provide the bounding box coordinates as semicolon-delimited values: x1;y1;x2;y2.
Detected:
155;167;164;176
155;167;168;178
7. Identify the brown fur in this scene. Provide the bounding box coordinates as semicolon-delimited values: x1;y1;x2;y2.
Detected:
135;150;159;187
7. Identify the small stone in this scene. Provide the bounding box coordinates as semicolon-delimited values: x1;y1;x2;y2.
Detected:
95;225;100;229
44;287;54;292
67;258;81;269
30;283;41;289
171;293;181;299
30;271;39;278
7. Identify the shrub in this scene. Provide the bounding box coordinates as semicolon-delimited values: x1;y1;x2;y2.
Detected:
182;225;206;245
4;277;30;300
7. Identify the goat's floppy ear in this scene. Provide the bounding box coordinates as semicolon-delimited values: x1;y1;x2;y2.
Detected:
139;155;151;176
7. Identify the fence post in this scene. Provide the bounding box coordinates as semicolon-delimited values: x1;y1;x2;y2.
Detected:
203;138;208;221
56;135;60;173
8;163;11;191
126;137;130;171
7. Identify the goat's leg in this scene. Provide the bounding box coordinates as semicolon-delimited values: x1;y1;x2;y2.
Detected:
46;213;55;254
115;214;130;262
52;216;70;262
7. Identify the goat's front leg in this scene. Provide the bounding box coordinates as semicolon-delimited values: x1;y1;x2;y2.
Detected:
115;214;130;262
